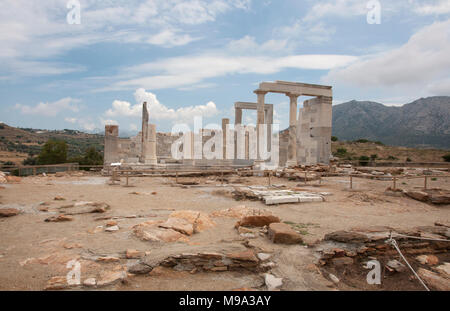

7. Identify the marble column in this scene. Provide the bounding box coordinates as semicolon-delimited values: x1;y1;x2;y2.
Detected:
140;102;149;163
286;93;299;167
235;108;242;125
254;90;267;163
222;118;229;160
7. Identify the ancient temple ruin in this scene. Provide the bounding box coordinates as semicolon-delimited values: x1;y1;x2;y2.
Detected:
103;81;333;168
104;102;157;166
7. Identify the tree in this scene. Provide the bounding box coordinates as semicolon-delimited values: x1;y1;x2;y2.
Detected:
37;140;67;165
81;147;103;165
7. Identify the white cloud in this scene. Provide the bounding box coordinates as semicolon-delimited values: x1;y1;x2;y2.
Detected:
413;0;450;15
102;53;357;91
15;97;80;117
303;0;368;22
0;0;251;77
106;88;219;123
324;19;450;94
65;117;78;124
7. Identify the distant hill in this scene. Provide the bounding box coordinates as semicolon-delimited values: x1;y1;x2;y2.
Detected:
332;96;450;149
0;123;104;159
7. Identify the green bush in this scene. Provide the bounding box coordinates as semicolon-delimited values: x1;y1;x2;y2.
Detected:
370;154;378;161
359;156;370;166
331;136;338;142
37;140;68;165
443;154;450;162
334;148;348;158
406;157;412;162
387;155;398;161
356;139;369;143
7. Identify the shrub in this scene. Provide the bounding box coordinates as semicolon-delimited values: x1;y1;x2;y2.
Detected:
356;139;369;143
334;148;348;158
370;154;378;161
359;156;370;166
387;155;398;161
443;154;450;162
331;136;338;142
406;157;412;162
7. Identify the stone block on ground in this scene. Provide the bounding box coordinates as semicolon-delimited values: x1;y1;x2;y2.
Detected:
0;208;21;217
268;223;303;244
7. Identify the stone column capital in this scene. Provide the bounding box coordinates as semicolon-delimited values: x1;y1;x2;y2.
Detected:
286;92;301;99
254;89;268;95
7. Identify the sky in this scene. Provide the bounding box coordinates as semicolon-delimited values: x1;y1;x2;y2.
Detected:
0;0;449;134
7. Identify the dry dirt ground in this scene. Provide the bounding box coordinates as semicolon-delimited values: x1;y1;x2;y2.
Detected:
0;172;448;291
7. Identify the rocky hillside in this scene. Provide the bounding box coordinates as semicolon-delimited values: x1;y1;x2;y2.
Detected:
332;96;450;149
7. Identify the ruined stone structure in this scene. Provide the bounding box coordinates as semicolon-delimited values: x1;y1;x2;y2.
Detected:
103;81;332;169
249;81;333;167
104;102;157;166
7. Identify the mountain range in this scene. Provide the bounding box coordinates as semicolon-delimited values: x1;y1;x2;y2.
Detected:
332;96;450;149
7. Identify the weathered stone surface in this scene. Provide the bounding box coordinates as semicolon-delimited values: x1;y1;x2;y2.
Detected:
97;271;127;287
210;205;272;218
386;259;406;272
60;202;110;214
429;193;450;205
227;250;258;262
435;263;450;278
0;208;21;217
96;256;120;263
159;217;194;236
45;215;73;222
268;223;303;244
133;221;189;243
126;249;144;259
106;220;117;227
324;231;369;243
44;276;69;290
416;255;439;266
54;196;66;201
331;257;354;266
405;191;429;202
5;176;21;183
265;274;282;291
417;268;450;291
169;210;215;233
128;262;153;274
235;215;280;228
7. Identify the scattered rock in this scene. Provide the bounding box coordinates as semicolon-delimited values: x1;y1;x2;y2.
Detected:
133;221;189;243
257;253;271;261
331;257;354;266
235;215;281;228
0;208;21;217
386;259;407;272
96;256;120;263
405;191;429;202
5;176;21;183
59;202;110;214
416;255;439;266
44;276;69;290
417;268;450;291
159;217;194;236
105;225;119;232
329;273;340;284
227;250;258;262
268;223;303;244
63;243;83;249
83;278;96;287
324;231;369;243
45;215;73;222
128;262;153;274
106;220;117;227
264;274;283;291
169;210;215;233
126;249;144;259
54;196;66;201
96;271;127;287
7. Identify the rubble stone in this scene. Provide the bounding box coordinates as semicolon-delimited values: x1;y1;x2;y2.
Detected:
417;268;450;291
264;274;282;291
0;208;21;217
235;215;280;228
268;223;303;244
